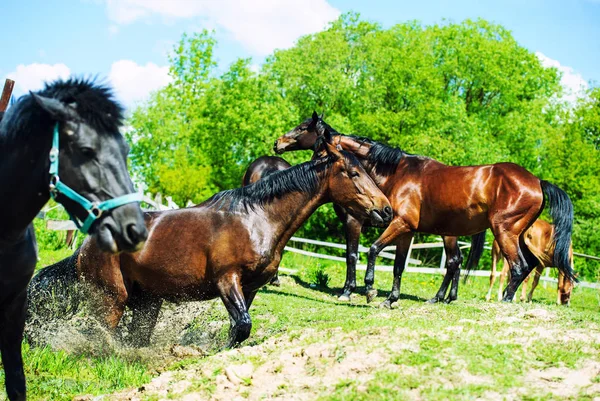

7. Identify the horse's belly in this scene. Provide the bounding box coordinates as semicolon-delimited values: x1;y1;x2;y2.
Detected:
417;207;489;236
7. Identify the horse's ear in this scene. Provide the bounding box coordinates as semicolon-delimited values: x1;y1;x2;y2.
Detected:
30;92;77;121
312;111;319;121
324;139;343;161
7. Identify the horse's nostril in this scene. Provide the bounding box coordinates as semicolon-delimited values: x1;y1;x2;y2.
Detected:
126;223;147;245
384;206;393;217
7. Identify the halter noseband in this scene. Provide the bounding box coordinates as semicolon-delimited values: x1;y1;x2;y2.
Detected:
48;123;142;234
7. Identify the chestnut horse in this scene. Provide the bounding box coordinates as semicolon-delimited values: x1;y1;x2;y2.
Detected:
29;140;392;347
486;219;574;305
275;113;576;306
1;79;146;401
242;155;292;286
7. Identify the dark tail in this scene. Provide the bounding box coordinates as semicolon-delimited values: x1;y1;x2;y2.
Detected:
463;231;487;282
27;247;82;320
541;180;578;283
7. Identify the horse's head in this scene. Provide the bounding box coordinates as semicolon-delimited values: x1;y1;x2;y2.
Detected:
31;84;147;254
274;111;324;154
322;137;392;227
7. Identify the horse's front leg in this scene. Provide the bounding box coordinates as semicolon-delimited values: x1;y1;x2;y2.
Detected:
218;272;251;348
364;219;412;303
338;207;362;301
380;233;414;309
127;291;163;348
1;290;28;401
1;227;37;401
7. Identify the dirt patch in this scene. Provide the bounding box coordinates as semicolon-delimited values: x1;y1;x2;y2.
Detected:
108;325;500;401
526;360;600;397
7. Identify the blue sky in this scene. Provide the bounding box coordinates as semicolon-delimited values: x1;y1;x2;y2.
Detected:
1;0;598;108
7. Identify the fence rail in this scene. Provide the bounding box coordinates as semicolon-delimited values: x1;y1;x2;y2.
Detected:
285;236;600;290
39;194;600;289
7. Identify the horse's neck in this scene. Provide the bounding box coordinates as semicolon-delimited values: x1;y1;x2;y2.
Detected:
0;133;50;243
262;187;327;256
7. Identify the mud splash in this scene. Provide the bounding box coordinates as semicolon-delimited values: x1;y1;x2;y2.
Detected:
26;291;231;363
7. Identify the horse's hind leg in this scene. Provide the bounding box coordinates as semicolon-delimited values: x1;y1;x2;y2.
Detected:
338;208;362;301
526;265;544;302
218;271;252;348
127;290;163;348
429;237;463;304
486;241;500;302
0;291;27;401
497;258;510;301
496;231;538;302
380;233;414;309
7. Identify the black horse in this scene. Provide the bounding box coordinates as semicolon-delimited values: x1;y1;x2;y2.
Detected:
0;78;147;401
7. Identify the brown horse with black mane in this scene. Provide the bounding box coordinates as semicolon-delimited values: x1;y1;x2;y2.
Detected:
275;113;577;306
29;139;392;347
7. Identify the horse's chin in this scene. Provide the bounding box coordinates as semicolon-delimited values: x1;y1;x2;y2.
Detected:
94;223;119;254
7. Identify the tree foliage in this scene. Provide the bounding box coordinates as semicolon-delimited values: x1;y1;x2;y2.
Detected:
128;14;600;279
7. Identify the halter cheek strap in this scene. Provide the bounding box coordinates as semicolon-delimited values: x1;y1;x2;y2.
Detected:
49;123;142;234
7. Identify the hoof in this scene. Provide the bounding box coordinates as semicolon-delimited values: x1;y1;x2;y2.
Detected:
269;279;281;287
366;289;378;303
379;300;392;309
484;296;491;302
443;298;455;304
427;297;440;304
338;294;351;302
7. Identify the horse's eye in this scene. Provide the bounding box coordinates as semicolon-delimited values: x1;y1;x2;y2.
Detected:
80;147;96;158
350;171;360;178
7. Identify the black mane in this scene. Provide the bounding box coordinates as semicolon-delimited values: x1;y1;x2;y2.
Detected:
0;78;124;145
337;133;404;175
314;117;404;175
207;151;361;212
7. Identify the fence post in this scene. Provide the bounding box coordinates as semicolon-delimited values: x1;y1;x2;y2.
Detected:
439;245;447;272
1;79;15;113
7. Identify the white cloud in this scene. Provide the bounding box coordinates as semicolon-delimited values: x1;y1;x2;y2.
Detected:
108;60;171;107
6;63;71;94
536;52;589;105
101;0;340;55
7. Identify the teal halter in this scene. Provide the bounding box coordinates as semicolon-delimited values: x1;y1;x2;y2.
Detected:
48;123;143;234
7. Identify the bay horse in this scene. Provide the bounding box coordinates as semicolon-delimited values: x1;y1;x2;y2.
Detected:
275;113;576;306
28;139;392;348
486;219;574;305
242;155;292;286
275;113;484;306
0;79;147;401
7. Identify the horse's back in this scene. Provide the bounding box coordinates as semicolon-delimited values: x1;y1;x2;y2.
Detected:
243;156;291;186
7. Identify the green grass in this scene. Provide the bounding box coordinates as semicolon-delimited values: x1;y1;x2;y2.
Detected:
0;344;150;401
2;248;600;400
36;248;73;270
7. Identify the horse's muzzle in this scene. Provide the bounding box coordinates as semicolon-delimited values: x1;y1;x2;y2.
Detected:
370;206;393;226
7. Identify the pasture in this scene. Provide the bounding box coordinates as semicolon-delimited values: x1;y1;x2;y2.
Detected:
3;248;600;400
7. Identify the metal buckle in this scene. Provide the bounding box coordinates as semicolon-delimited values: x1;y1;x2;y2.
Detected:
49;147;58;162
90;204;102;218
